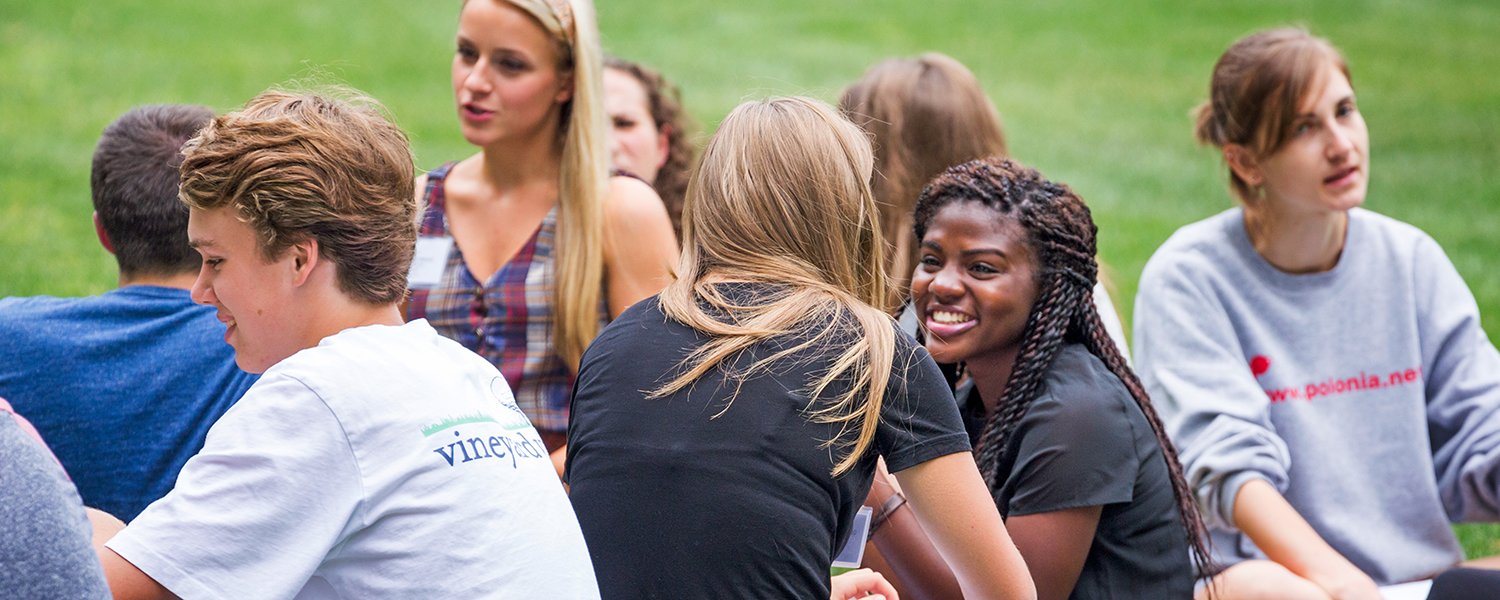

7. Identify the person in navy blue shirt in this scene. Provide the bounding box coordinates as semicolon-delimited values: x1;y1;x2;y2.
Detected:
0;105;258;522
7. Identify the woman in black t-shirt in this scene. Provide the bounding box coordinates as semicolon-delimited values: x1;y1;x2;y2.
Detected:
906;156;1215;599
565;97;1035;600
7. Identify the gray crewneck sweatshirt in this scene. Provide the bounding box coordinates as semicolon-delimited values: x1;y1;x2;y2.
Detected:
1134;207;1500;585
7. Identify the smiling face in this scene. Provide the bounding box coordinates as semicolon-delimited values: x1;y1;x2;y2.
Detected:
911;201;1039;367
451;0;573;149
603;67;669;185
1239;63;1369;218
187;207;305;374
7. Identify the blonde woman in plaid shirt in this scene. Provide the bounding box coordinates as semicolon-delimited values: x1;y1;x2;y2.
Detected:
407;0;678;467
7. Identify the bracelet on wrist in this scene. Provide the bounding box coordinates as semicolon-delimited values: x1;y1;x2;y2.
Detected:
869;492;907;535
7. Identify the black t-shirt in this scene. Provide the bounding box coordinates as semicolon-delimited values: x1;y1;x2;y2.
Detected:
567;286;970;600
960;343;1193;599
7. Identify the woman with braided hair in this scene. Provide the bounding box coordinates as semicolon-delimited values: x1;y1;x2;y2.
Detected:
906;156;1213;599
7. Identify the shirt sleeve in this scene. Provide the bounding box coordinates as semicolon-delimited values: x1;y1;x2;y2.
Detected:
878;335;972;473
1004;385;1137;516
0;416;111;599
1133;254;1290;530
1415;236;1500;523
106;373;363;599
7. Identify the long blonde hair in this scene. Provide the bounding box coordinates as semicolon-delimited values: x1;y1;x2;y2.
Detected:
839;53;1008;299
654;97;897;476
499;0;608;371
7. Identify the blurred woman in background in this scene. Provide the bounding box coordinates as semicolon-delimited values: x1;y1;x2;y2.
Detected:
603;55;696;237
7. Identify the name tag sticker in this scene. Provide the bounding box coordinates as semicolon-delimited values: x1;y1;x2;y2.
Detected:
831;505;872;571
408;236;455;289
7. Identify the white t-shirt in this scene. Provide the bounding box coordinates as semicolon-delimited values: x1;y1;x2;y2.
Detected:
108;320;599;599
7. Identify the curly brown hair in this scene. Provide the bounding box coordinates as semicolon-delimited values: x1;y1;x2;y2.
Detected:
604;56;697;238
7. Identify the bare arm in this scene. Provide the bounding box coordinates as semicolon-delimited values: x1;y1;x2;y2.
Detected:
550;446;568;481
87;509;175;600
861;462;962;600
98;549;177;600
1007;507;1101;600
863;466;1097;600
602;176;678;318
893;452;1036;600
1234;478;1378;600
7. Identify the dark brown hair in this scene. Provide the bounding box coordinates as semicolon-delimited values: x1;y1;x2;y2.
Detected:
914;157;1214;579
91;104;215;278
1196;27;1349;202
604;56;697;238
840;53;1008;300
178;89;417;305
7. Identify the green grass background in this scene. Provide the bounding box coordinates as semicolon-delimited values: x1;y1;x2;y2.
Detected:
3;0;1498;557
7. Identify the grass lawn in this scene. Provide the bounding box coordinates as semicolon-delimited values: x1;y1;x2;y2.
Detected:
3;0;1498;558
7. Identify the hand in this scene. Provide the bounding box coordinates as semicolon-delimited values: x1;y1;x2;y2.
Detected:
1305;563;1380;600
831;568;900;600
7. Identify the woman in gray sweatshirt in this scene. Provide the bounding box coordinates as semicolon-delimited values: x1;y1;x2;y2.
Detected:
1135;27;1500;598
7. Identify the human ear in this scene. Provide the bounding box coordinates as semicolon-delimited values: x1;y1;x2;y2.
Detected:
1224;144;1264;188
289;238;320;287
93;212;116;255
654;124;671;169
555;72;574;104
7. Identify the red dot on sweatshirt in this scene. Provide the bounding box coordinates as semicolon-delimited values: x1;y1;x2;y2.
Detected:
1249;355;1271;377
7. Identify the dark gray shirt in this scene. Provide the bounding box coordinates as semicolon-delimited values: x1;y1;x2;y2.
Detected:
962;343;1192;599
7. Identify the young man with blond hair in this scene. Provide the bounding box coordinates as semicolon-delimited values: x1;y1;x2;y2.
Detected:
96;89;598;599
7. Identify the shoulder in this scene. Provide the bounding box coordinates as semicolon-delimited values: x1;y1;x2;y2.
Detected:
302;321;488;373
1141;209;1240;280
0;297;61;342
414;160;461;195
1349;207;1426;238
0;295;80;321
595;295;665;338
1348;208;1445;263
604;175;671;226
0;292;190;337
1002;345;1145;514
1043;345;1127;401
1136;211;1246;312
890;325;944;384
263;324;426;395
1028;346;1136;440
